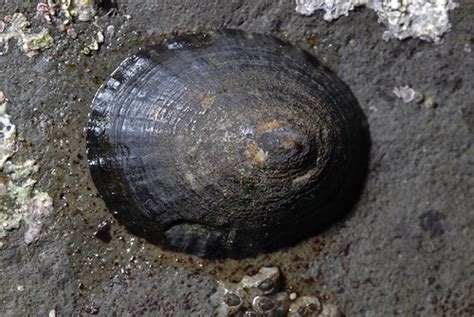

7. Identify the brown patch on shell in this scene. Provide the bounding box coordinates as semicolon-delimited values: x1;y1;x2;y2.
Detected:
292;168;318;186
244;141;268;166
281;138;303;152
200;94;216;109
255;119;285;134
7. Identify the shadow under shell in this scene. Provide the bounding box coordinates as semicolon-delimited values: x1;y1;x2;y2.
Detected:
86;29;370;258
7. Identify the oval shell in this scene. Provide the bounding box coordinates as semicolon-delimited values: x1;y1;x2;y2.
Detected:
86;30;370;258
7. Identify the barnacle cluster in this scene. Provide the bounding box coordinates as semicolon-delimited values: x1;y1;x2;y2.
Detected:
35;1;106;54
0;1;108;57
295;0;459;43
210;267;342;317
0;91;53;246
36;0;97;23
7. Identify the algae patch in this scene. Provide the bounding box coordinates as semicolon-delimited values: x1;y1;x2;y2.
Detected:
0;13;54;57
0;91;53;245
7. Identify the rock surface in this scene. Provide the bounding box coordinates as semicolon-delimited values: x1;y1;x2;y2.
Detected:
0;1;472;316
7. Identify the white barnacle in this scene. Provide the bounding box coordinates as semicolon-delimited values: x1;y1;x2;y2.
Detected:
289;296;322;316
393;85;423;103
62;0;97;22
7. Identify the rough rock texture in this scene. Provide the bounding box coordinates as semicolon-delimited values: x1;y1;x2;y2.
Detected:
0;0;472;316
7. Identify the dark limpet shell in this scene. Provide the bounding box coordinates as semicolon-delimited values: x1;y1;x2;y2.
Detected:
86;29;370;258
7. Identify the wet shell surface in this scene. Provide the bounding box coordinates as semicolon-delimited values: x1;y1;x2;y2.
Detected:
86;29;370;258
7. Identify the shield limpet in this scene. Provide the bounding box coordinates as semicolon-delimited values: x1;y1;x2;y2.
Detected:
86;29;370;258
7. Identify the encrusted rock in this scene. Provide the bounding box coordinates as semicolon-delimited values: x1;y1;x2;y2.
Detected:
295;0;459;43
211;267;342;316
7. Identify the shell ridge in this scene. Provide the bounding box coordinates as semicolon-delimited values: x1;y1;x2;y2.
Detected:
87;30;370;258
